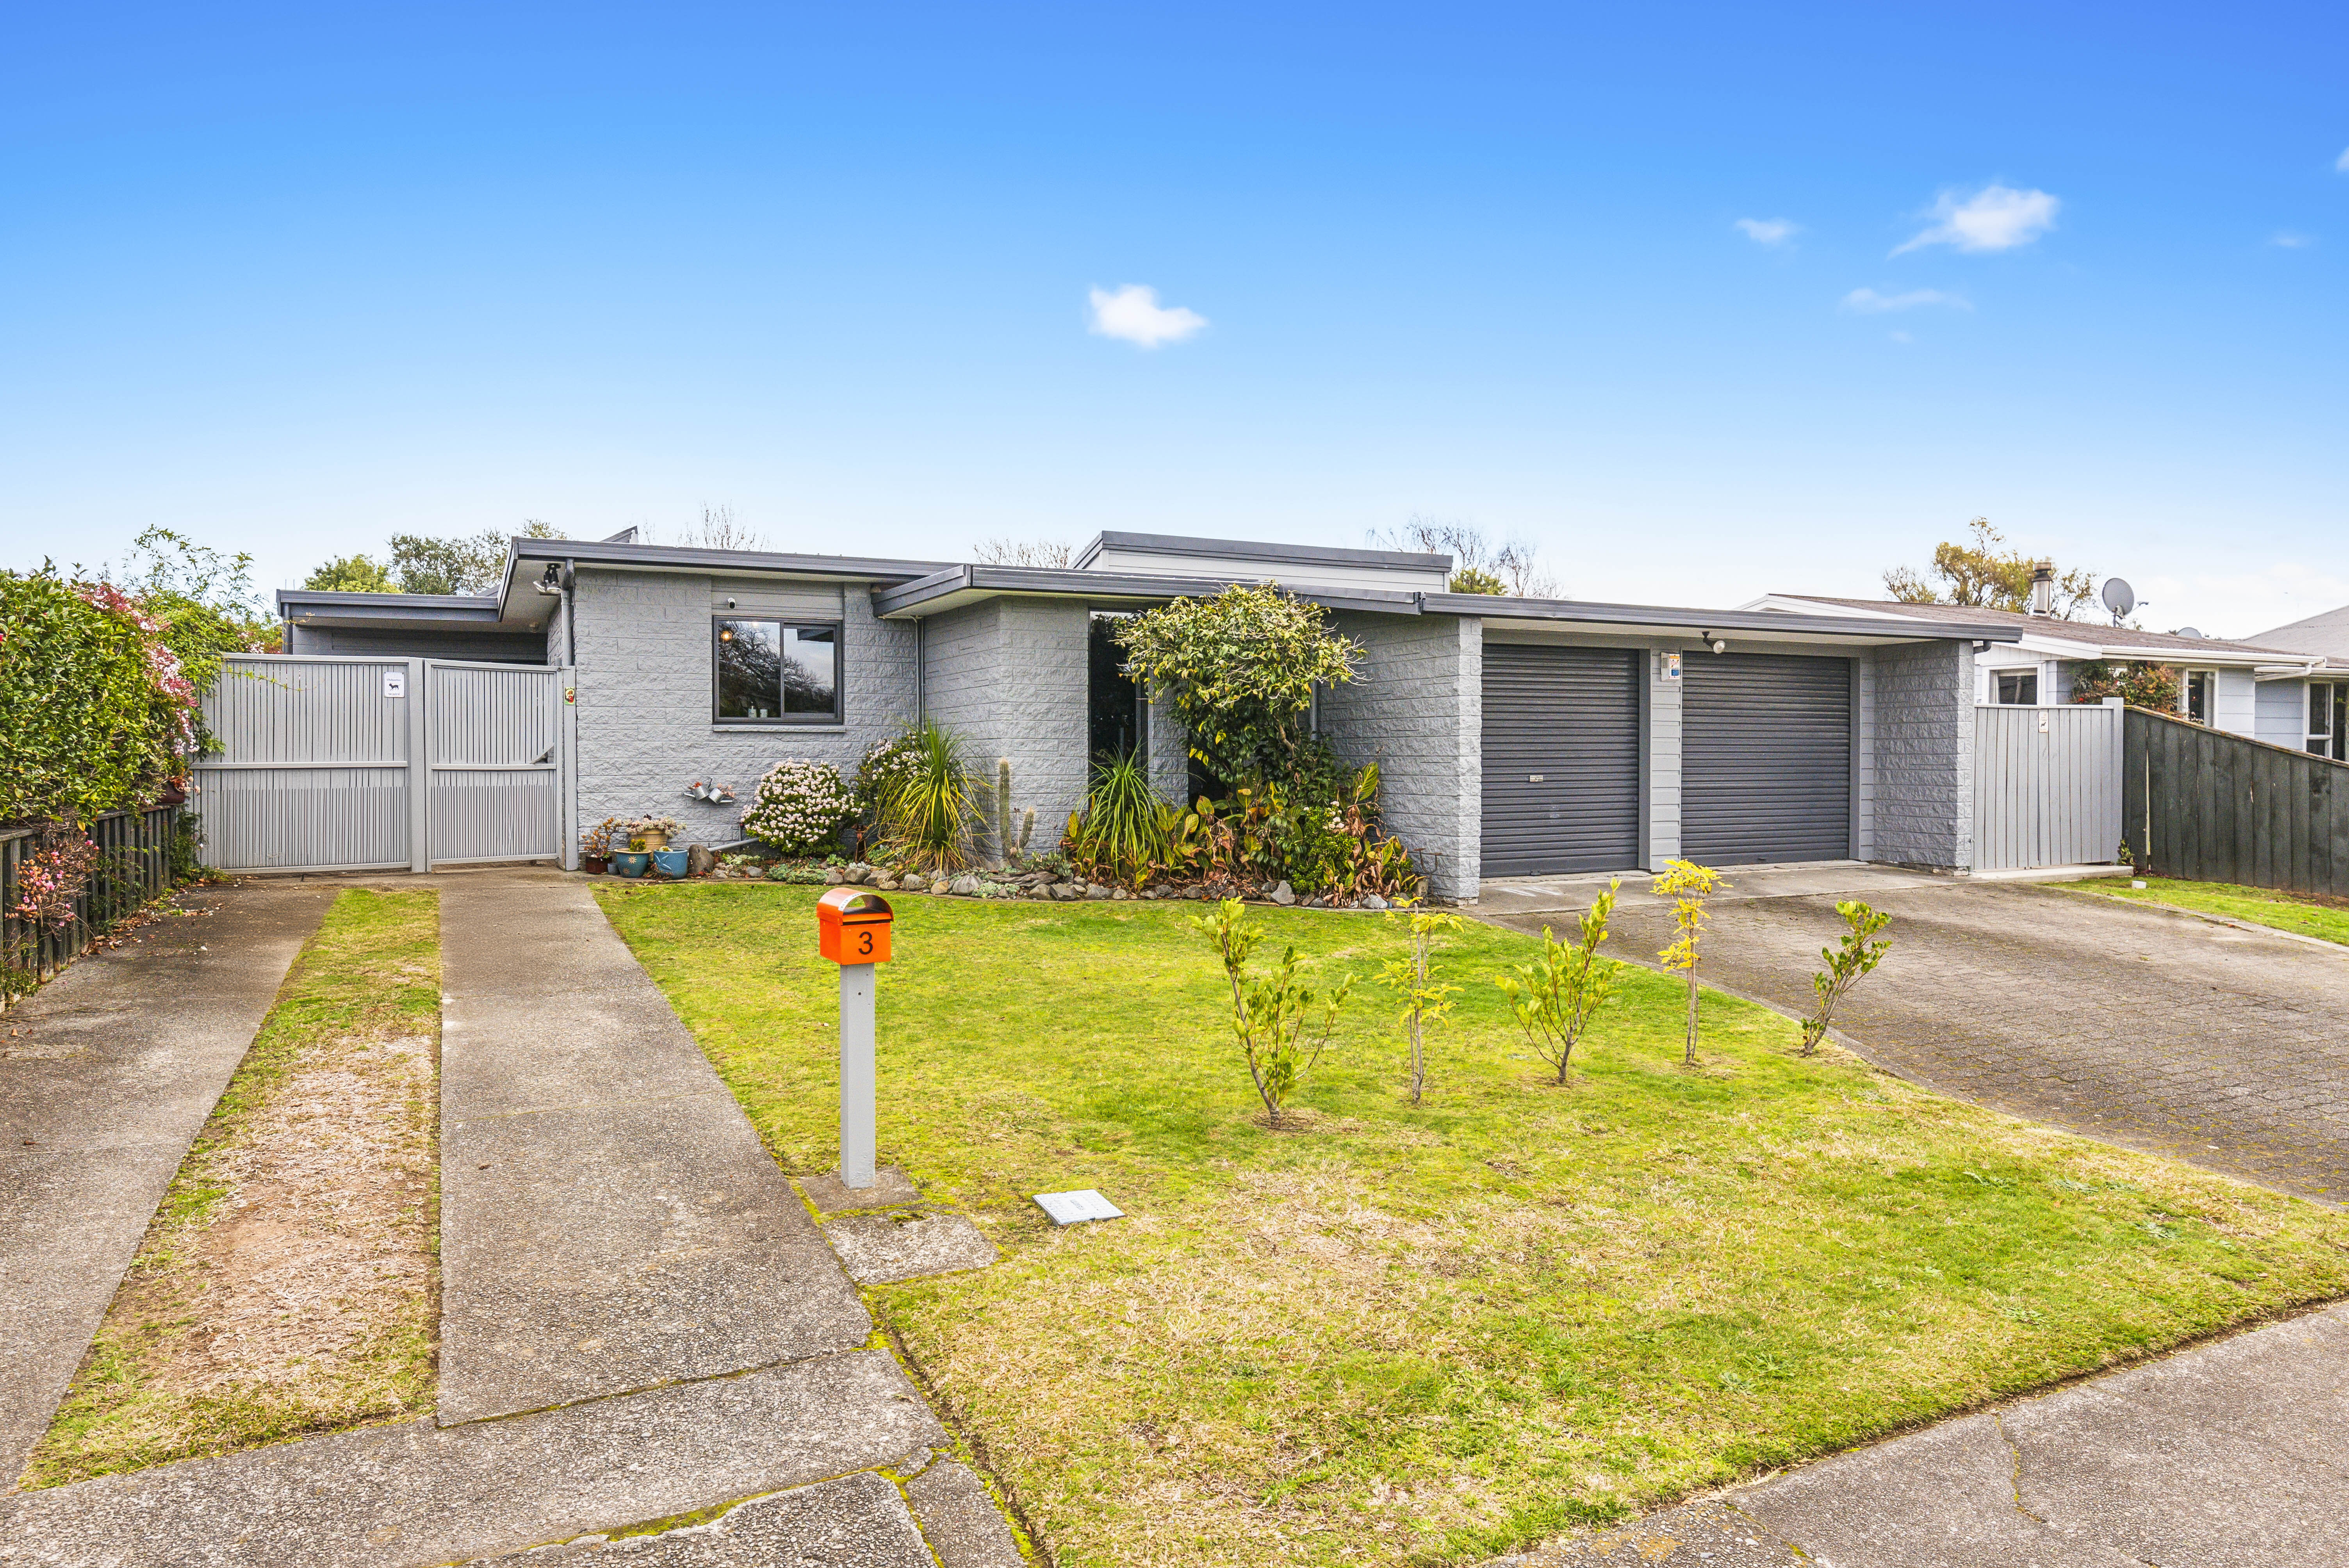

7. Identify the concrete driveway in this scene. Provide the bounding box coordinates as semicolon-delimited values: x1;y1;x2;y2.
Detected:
1478;864;2349;1203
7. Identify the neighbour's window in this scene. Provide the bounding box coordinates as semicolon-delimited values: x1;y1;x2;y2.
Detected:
2183;670;2215;725
713;618;841;723
1996;670;2038;706
2312;682;2347;762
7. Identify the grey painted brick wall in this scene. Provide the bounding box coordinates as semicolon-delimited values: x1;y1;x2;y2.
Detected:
571;568;917;845
1872;638;1974;869
1317;612;1481;898
920;596;1090;859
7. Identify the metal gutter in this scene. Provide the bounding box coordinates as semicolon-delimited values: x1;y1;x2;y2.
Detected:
1071;529;1451;574
1422;592;2026;643
870;565;1427;619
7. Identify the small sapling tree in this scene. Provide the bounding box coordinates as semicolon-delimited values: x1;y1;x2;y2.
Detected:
1379;906;1463;1105
1798;900;1892;1055
1652;860;1724;1066
1194;898;1353;1128
1497;879;1621;1082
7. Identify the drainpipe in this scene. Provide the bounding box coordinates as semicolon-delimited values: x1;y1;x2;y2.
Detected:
563;559;577;668
915;614;926;722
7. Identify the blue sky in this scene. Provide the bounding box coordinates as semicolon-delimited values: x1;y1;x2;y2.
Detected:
4;3;2344;634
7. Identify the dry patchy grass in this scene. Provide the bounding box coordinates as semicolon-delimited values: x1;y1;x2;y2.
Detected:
24;889;441;1487
602;883;2349;1566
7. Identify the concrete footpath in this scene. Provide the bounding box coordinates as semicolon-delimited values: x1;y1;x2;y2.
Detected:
1499;1301;2349;1567
435;875;870;1425
2;868;1021;1568
0;882;331;1481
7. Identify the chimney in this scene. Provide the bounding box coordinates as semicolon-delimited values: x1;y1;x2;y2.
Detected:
2028;559;2054;617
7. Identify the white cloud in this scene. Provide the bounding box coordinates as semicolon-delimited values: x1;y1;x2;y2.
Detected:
1841;287;1970;314
2337;146;2349;172
1893;183;2060;255
1087;284;1207;349
2272;230;2315;248
1735;217;1798;246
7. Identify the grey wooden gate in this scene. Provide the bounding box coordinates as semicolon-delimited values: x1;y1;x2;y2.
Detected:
1973;700;2124;870
195;656;575;874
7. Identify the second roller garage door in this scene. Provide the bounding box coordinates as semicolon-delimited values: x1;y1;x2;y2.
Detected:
1682;652;1852;864
1481;644;1642;876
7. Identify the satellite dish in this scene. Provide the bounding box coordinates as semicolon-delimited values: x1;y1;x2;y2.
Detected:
2100;577;2135;619
2176;626;2203;640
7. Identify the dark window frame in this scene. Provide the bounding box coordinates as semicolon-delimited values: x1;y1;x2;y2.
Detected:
711;615;845;726
1996;670;2038;706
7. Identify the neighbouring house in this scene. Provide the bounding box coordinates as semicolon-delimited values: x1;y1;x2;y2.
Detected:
1746;594;2345;762
273;531;2032;892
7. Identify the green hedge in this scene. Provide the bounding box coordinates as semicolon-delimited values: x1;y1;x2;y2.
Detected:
0;568;252;827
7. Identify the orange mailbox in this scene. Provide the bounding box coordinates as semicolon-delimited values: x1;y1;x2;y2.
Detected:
816;887;894;965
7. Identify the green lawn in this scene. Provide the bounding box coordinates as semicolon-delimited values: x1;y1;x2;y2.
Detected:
2069;875;2349;946
600;884;2349;1567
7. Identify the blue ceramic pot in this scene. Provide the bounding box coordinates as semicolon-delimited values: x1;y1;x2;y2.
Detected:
613;851;650;878
651;848;691;878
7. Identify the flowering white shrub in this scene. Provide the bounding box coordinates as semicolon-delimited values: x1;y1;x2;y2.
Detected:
741;761;855;855
853;733;921;816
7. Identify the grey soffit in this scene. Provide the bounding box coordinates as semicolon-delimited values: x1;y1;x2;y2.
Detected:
494;537;953;621
1071;529;1453;573
869;564;1427;619
1681;651;1853;865
1480;645;1643;877
1434;593;2025;644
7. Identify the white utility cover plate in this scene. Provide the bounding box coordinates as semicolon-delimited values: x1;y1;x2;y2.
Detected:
1034;1189;1124;1226
383;669;406;698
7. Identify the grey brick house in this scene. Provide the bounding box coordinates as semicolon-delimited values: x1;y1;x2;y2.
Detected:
279;532;2019;896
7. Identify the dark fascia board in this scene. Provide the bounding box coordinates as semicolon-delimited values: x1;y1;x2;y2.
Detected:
1421;592;2026;643
276;590;515;629
497;536;953;620
1072;530;1451;574
872;564;1425;619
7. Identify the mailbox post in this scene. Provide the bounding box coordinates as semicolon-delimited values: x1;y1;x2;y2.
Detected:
815;888;894;1190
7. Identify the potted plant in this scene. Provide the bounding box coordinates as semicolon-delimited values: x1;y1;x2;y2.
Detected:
633;814;683;852
613;834;651;878
651;845;692;878
580;817;622;875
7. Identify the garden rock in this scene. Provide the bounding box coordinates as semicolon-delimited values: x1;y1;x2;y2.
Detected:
1364;894;1388;910
686;845;716;876
1085;884;1110;900
929;878;950;896
1271;881;1296;905
949;874;980;896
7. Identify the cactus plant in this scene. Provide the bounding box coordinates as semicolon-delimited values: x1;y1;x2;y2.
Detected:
996;758;1013;861
1018;807;1035;854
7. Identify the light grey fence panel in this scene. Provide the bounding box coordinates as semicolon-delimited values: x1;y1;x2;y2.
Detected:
196;657;419;873
1973;701;2124;870
426;661;565;864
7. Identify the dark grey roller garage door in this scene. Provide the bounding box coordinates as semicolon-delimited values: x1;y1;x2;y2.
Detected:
1481;645;1642;876
1682;652;1851;864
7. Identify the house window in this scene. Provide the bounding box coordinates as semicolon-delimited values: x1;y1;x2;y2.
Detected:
1996;670;2038;706
2312;682;2347;762
713;618;841;723
2183;670;2215;725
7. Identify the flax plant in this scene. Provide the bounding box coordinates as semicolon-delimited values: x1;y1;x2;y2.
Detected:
882;720;982;874
1653;859;1724;1066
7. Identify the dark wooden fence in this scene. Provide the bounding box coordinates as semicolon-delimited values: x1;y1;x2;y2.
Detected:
2124;707;2349;897
1;805;180;991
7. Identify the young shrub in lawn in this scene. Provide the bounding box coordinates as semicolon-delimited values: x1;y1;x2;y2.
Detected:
1379;906;1463;1105
882;720;983;874
1497;879;1622;1083
1653;859;1724;1066
741;763;854;857
1193;897;1353;1129
1066;754;1169;888
1800;900;1893;1055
